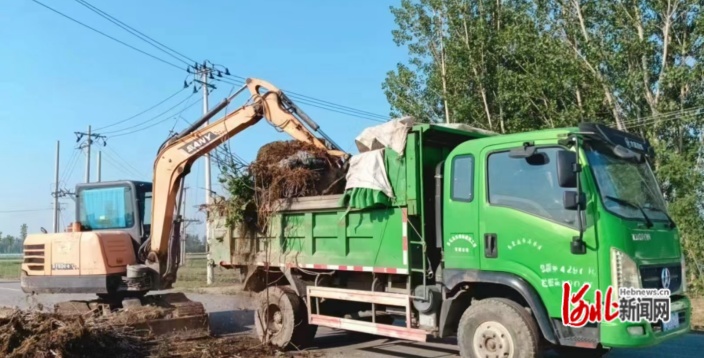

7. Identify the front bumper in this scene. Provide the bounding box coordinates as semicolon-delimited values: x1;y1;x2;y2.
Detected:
600;295;691;348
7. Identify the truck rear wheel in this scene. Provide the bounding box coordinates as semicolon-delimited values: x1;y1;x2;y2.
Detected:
254;286;317;349
457;298;541;358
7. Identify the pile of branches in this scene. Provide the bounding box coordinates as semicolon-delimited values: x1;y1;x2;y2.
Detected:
0;309;146;358
208;140;346;233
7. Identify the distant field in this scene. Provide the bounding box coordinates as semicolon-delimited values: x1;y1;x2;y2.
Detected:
0;260;20;280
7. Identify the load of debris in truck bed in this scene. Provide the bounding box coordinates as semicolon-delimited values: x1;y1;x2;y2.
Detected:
204;140;347;232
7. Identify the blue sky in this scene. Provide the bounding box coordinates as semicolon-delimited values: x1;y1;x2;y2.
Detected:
0;0;405;239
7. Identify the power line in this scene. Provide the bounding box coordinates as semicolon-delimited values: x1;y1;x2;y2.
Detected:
103;146;150;179
109;96;203;138
215;77;387;123
35;0;389;124
94;87;187;131
102;92;199;135
30;0;184;71
0;208;54;214
73;0;195;66
220;75;390;121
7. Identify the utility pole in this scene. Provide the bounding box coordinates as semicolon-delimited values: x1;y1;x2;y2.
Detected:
201;65;214;284
75;127;106;183
97;151;102;182
185;60;225;284
180;186;189;267
53;141;60;233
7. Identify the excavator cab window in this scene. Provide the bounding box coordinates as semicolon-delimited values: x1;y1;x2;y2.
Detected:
77;185;135;230
139;190;152;240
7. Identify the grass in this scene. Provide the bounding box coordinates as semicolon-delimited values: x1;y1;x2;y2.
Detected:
173;257;242;290
0;260;21;280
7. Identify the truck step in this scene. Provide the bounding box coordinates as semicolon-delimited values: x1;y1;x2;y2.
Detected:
306;286;428;342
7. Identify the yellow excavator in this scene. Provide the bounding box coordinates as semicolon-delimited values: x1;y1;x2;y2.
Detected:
20;77;348;334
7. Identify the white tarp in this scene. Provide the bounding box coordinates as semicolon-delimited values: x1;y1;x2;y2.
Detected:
354;116;414;155
344;149;394;198
344;117;415;198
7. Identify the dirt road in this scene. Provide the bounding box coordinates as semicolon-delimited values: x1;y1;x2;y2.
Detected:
1;280;701;357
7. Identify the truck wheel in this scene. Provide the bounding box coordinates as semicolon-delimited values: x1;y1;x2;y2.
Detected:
254;286;316;349
457;298;541;358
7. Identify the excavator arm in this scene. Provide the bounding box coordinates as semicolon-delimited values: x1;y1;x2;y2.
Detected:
144;78;348;288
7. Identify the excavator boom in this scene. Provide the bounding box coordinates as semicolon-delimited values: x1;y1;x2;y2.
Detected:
145;78;348;288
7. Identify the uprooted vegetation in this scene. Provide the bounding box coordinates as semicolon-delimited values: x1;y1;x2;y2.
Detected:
205;140;347;233
0;307;317;358
0;309;146;358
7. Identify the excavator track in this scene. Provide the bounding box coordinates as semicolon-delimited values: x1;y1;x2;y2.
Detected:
53;292;209;339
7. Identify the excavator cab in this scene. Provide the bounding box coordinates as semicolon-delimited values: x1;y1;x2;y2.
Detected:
73;180;152;247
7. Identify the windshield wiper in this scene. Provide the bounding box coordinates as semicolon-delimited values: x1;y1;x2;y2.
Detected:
643;205;676;229
604;195;653;228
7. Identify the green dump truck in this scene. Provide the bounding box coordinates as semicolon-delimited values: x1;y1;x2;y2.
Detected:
209;118;691;357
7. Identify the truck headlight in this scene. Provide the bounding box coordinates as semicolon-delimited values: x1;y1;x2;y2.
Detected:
611;248;641;300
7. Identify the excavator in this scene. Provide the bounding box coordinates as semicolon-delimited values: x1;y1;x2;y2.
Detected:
20;77;349;335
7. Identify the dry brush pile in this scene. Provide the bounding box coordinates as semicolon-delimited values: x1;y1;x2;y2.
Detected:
0;307;316;358
207;140;347;234
0;309;146;358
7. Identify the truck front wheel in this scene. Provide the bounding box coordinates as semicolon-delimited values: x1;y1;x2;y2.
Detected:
457;298;541;358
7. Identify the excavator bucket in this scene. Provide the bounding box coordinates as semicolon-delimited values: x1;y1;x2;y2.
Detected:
53;293;210;339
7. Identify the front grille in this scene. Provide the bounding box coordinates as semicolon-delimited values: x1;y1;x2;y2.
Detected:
23;244;45;271
651;310;687;333
640;264;681;292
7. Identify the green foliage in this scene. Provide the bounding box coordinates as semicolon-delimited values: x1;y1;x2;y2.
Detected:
185;234;206;253
385;0;704;294
215;153;256;232
0;224;27;253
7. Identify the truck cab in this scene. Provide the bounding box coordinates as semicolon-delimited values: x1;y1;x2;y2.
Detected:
441;122;689;353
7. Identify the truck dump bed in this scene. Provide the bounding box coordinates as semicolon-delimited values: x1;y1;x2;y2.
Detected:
208;120;493;275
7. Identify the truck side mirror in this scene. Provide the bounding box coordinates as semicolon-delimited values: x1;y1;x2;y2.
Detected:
563;191;585;210
556;150;578;188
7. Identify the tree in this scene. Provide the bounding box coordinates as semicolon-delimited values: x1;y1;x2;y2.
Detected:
384;0;704;293
19;224;27;242
185;234;206;253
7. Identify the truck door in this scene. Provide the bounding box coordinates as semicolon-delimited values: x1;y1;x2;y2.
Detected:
442;154;481;271
478;143;598;318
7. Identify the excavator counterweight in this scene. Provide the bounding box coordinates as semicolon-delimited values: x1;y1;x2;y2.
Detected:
20;77;349;338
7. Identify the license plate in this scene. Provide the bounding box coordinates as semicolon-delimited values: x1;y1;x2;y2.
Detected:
663;312;680;332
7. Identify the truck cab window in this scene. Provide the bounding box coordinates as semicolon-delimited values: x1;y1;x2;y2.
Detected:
451;155;474;201
488;147;575;227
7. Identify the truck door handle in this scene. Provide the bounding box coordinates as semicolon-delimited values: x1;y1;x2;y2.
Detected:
484;233;498;258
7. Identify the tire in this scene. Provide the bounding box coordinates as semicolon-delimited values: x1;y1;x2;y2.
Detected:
554;346;609;357
457;298;541;358
254;286;317;349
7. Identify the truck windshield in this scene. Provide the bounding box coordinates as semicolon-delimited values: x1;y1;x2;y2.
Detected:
583;141;670;222
78;186;135;230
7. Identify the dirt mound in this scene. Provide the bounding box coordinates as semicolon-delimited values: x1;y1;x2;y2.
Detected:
0;309;145;358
